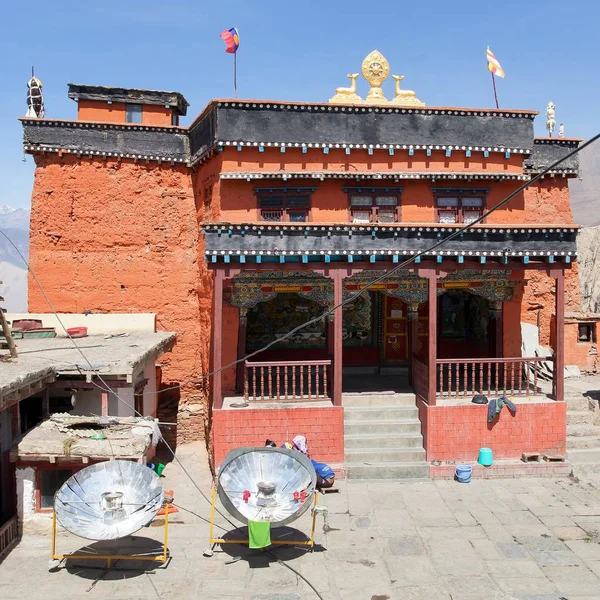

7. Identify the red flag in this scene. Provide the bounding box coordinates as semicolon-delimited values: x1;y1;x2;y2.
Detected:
220;27;239;54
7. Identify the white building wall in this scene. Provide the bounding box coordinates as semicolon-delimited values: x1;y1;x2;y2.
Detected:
110;388;135;417
16;467;35;521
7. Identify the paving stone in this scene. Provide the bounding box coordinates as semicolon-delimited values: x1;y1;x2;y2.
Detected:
373;509;418;536
549;525;590;540
250;595;301;600
539;513;577;528
527;549;583;566
390;584;452;600
386;536;425;556
420;526;487;541
443;574;505;599
484;559;545;578
494;576;559;596
541;564;600;596
496;541;530;559
586;560;600;577
470;538;503;561
350;516;375;530
520;536;568;552
427;538;485;577
565;539;600;560
384;556;440;586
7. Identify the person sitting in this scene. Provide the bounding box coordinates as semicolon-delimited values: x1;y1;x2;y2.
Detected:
281;435;309;455
311;459;335;490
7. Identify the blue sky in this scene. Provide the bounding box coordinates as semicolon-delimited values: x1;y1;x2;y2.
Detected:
1;0;598;208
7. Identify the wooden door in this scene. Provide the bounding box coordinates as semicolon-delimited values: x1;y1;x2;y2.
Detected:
382;296;408;363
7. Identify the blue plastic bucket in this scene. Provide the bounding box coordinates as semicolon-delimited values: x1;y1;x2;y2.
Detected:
455;465;473;483
478;447;493;467
146;462;155;471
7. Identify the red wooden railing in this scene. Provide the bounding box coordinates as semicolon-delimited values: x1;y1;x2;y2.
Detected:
435;356;550;399
244;360;331;402
412;355;429;401
0;516;18;561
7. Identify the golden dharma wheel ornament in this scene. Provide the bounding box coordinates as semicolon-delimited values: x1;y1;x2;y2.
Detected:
362;50;390;104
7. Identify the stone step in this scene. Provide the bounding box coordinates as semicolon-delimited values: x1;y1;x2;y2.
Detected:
571;463;600;479
565;448;600;463
567;423;600;437
344;419;421;435
344;432;424;449
342;394;416;408
567;435;600;450
346;461;430;480
565;395;595;411
345;447;426;463
567;410;597;425
344;406;418;421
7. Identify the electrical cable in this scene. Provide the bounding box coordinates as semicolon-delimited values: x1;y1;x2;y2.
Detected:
2;131;598;600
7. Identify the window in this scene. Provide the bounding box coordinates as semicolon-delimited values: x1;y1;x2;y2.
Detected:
38;469;73;510
256;189;313;222
345;189;401;223
578;323;596;343
434;191;486;224
171;112;179;127
125;104;143;124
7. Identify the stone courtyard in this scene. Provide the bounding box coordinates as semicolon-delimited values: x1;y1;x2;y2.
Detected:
1;442;600;600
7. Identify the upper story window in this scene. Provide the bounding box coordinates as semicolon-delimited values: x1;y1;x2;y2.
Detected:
125;103;143;124
433;189;487;224
256;187;315;222
344;187;402;223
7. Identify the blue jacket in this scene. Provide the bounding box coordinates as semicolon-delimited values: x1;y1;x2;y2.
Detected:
311;460;335;480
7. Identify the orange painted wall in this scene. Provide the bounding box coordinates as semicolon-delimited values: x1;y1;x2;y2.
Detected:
564;323;599;372
77;100;174;126
218;178;528;224
27;154;210;443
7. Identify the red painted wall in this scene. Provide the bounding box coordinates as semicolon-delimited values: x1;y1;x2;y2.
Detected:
212;406;344;467
417;397;566;461
77;100;175;126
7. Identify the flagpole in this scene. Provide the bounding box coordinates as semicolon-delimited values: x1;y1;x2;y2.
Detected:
491;71;499;109
234;52;238;99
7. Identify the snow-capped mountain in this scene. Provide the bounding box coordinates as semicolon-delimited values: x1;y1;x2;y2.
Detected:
0;204;30;311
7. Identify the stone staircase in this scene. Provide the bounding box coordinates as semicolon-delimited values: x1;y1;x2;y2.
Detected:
565;390;600;484
343;392;428;480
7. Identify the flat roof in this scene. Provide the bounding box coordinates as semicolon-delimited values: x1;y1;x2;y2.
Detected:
0;332;176;407
15;414;156;462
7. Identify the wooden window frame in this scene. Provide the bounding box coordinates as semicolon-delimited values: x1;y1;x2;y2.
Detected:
578;323;596;344
344;188;403;223
255;187;315;223
433;189;488;224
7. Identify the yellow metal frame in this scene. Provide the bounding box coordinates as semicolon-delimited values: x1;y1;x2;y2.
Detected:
208;487;319;548
51;504;170;568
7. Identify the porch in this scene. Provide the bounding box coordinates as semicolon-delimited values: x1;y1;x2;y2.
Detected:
210;263;567;408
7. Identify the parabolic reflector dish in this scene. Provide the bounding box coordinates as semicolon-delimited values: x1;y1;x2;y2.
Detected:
55;460;163;541
218;447;316;526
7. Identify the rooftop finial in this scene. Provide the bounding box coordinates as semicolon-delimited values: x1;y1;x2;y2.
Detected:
545;101;556;137
329;51;424;106
26;66;44;119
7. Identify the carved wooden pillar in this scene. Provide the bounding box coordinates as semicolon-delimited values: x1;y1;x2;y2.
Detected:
235;308;248;394
490;301;503;358
101;390;109;416
427;270;437;406
212;270;224;409
554;271;565;401
332;271;343;406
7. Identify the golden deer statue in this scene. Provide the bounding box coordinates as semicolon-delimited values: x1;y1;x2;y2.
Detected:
390;75;424;106
329;73;362;104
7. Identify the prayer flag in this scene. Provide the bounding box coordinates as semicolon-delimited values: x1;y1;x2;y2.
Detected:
220;27;240;54
487;47;505;78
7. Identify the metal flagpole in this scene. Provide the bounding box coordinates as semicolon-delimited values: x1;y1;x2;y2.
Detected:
491;71;499;109
234;52;238;99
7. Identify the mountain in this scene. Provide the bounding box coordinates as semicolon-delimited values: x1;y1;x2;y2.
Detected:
0;205;29;312
569;145;600;226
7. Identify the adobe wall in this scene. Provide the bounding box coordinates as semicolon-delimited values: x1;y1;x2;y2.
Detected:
77;99;174;126
27;155;209;444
